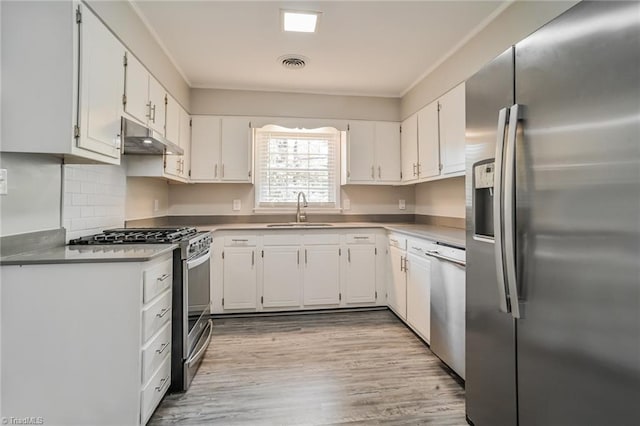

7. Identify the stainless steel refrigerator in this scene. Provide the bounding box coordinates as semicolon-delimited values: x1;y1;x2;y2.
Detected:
465;2;640;425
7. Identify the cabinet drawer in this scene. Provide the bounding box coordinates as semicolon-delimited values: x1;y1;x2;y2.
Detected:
142;290;171;343
346;233;376;244
302;233;340;245
407;239;438;256
141;322;172;384
224;236;257;247
388;233;407;250
143;258;173;303
263;234;301;246
140;354;171;425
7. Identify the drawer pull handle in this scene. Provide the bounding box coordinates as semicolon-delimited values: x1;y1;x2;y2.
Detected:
411;246;423;251
157;273;170;282
156;342;169;355
232;239;248;242
156;308;170;318
155;376;170;392
354;236;369;240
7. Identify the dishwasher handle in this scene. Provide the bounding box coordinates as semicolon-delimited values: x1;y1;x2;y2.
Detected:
425;250;466;267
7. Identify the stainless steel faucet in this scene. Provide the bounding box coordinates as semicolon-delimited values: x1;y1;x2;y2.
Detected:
296;191;308;223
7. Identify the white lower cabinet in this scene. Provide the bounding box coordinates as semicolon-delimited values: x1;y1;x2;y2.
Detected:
212;229;385;313
303;246;341;306
262;246;302;308
344;245;377;304
387;244;407;319
406;252;432;342
0;253;173;425
222;246;257;310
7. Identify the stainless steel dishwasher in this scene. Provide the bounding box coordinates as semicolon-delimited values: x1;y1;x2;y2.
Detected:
427;243;466;379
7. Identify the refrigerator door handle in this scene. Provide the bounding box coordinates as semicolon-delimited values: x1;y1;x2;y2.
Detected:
504;103;522;318
493;107;511;313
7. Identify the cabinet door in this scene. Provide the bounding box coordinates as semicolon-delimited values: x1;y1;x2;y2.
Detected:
262;247;302;308
375;122;401;183
347;121;376;183
77;6;122;159
165;94;180;143
400;114;418;183
190;116;221;181
222;247;257;309
439;82;466;175
220;117;251;182
388;245;407;319
178;107;191;179
147;76;166;134
406;253;431;342
417;101;441;179
123;52;149;125
163;95;181;176
345;246;377;304
303;246;340;306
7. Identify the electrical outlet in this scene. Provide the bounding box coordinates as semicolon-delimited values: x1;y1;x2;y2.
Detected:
343;198;351;210
232;199;241;211
0;169;8;195
398;199;406;210
153;199;159;212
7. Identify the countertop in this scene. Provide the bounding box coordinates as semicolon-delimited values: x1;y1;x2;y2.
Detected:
0;244;178;265
198;222;466;249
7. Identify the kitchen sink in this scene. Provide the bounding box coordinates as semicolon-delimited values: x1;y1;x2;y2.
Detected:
266;223;334;227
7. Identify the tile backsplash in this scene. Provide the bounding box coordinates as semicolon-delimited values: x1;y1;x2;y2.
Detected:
62;164;126;242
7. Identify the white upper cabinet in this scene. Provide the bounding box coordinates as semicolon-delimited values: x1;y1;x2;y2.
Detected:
346;121;401;184
417;101;440;179
1;2;122;164
400;81;466;184
346;121;376;182
77;4;123;160
439;82;466;175
220;117;252;182
123;52;165;134
163;98;189;180
190;116;252;183
190;116;221;181
401;114;419;183
165;94;180;145
375;122;402;183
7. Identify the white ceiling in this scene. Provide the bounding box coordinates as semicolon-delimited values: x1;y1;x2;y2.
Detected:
132;1;507;97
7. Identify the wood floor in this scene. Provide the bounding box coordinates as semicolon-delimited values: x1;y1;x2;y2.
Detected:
149;310;466;425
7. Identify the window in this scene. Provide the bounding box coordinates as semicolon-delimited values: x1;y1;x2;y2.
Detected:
254;125;340;209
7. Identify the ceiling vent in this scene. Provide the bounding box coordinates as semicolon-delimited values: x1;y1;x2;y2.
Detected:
279;55;308;70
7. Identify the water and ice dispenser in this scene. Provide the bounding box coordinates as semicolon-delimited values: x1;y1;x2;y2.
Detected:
473;160;496;239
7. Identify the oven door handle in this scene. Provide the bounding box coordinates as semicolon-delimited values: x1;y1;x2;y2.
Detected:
186;320;212;368
187;249;211;269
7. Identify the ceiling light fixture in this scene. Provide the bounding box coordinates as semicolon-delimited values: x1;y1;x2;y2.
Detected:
281;10;321;33
143;139;153;144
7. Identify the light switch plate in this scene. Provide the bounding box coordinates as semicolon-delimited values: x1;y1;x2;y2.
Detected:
233;199;241;211
0;169;7;195
343;198;351;210
398;199;406;210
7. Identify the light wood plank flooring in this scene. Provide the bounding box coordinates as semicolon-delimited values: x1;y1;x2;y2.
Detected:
150;310;466;425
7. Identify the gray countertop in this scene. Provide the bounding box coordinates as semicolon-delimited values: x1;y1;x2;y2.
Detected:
198;222;466;249
0;244;178;265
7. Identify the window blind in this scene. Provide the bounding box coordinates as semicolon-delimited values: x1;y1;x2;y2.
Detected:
255;129;339;208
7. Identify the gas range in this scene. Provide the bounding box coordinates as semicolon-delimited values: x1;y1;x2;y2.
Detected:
69;227;211;260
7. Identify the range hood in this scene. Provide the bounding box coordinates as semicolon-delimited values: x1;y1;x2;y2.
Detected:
121;117;184;156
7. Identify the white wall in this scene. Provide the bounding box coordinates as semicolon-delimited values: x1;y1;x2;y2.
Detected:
401;0;577;118
0;153;62;237
125;178;170;220
168;183;414;216
191;88;400;121
414;177;465;219
62;165;126;242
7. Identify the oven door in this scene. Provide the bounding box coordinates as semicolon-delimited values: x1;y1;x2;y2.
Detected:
183;248;211;357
